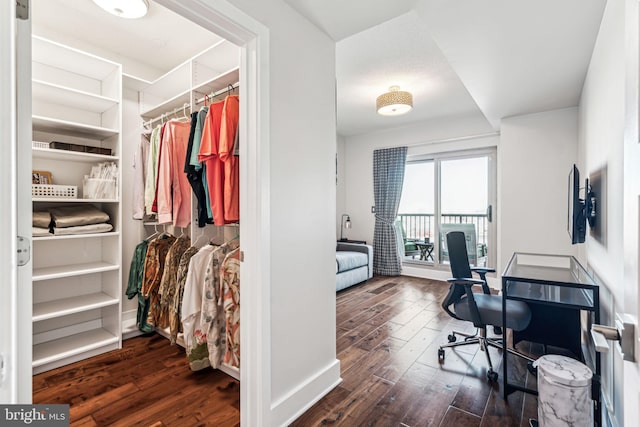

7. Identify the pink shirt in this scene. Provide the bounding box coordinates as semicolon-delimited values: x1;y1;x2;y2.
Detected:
157;120;192;228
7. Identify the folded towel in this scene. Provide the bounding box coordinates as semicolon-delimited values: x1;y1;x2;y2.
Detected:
32;211;51;228
52;223;113;235
32;226;51;237
49;205;110;228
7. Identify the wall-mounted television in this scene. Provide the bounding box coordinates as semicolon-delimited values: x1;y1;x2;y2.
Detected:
568;164;596;244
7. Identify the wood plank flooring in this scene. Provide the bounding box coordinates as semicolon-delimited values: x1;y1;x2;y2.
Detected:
33;275;539;426
292;275;539;427
33;334;240;426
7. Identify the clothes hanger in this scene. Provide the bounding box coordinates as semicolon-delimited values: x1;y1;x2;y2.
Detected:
146;223;160;241
192;227;208;247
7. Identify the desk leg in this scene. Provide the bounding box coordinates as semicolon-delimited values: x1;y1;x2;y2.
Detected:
502;279;508;398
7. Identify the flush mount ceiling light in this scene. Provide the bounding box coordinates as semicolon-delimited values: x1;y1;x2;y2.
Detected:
93;0;149;19
376;85;413;116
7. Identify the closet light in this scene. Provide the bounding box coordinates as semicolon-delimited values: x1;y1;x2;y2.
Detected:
92;0;149;19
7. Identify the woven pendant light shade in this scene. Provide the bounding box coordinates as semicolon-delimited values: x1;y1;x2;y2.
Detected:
376;86;413;116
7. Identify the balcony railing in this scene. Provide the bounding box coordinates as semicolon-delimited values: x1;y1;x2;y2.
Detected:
398;213;489;247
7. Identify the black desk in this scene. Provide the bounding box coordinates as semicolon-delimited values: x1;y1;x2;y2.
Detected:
501;253;600;426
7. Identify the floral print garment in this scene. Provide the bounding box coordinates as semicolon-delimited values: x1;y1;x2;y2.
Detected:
221;247;241;368
201;239;239;369
154;234;191;329
140;234;176;333
169;245;198;345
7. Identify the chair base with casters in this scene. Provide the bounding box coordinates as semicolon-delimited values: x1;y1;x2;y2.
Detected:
437;325;536;382
438;231;535;382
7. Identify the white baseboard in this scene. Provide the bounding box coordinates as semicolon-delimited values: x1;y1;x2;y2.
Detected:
271;359;342;427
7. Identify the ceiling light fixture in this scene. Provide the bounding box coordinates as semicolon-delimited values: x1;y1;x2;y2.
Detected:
92;0;149;19
376;85;413;116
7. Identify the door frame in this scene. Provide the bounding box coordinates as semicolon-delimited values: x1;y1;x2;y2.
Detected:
3;0;273;424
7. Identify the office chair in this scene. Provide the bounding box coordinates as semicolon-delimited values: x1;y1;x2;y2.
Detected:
438;231;534;381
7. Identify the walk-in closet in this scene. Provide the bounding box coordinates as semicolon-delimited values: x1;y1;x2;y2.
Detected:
29;0;242;385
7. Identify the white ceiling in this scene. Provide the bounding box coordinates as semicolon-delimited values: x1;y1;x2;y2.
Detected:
33;0;607;137
32;0;223;80
286;0;607;136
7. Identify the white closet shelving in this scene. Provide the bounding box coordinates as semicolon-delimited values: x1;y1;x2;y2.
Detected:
130;39;241;380
31;36;123;374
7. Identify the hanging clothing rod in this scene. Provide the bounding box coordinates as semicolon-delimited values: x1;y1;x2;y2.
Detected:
194;82;239;106
142;102;191;129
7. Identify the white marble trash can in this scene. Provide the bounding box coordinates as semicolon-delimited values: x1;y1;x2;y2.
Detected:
535;354;593;426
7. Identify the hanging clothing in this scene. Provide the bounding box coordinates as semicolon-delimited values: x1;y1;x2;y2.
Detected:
220;247;241;368
157;120;192;227
182;244;216;371
219;95;240;223
198;100;225;225
125;239;149;332
201;238;239;368
144;125;161;216
140;234;176;333
192;107;214;222
132;134;150;220
169;245;199;345
184;111;212;227
154;234;191;328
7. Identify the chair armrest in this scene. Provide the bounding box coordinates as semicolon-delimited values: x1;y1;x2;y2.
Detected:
337;243;373;278
445;278;485;327
471;267;496;274
446;278;486;286
470;267;495;294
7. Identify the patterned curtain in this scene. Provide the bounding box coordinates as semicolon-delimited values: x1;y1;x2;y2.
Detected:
372;147;407;276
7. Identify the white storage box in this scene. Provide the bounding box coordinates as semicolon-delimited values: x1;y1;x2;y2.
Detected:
83;177;117;200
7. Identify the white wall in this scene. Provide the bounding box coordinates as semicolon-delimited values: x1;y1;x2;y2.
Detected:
121;88;145;317
499;108;579;272
226;1;340;425
578;0;639;425
336;134;347;239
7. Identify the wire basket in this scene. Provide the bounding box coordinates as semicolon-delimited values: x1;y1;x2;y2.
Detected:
32;184;78;199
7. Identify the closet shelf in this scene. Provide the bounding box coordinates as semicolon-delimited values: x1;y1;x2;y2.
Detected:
33;261;119;281
33;231;119;241
33;115;119;139
32;198;118;203
33;36;120;81
32;328;119;368
33;292;119;322
192;67;239;99
33;80;119;114
140;89;191;120
32;147;119;162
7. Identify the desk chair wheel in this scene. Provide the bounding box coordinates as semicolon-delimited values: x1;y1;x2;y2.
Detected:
447;334;457;343
487;369;498;382
438;348;445;360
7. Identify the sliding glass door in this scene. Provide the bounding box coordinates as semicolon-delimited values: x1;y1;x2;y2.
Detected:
398;148;496;268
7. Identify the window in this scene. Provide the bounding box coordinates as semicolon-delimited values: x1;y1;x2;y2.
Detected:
398;149;496;268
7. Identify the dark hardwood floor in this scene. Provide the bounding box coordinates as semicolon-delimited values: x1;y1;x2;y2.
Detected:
292;275;539;427
34;275;538;426
33;334;240;426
